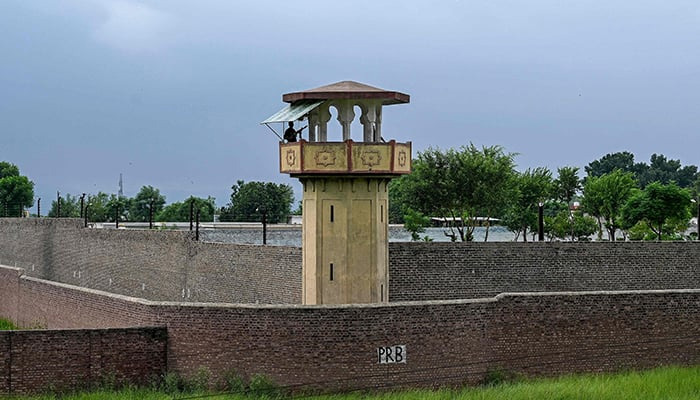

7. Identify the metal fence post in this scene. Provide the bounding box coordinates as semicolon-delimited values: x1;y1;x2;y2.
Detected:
189;199;194;231
149;199;154;229
195;210;200;241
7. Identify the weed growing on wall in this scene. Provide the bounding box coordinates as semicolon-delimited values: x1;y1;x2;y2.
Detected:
0;317;19;330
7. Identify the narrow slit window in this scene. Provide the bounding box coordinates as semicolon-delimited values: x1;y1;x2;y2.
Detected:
381;284;384;301
330;205;334;222
330;263;334;281
381;205;384;222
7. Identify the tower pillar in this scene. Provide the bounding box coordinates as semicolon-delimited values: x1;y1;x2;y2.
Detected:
264;81;411;304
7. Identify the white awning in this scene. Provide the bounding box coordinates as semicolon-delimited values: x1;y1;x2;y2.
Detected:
260;100;324;124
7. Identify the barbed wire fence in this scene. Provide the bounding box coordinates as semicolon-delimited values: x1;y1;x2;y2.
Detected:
0;202;28;218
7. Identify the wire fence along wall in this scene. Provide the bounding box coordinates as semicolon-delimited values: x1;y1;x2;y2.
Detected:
1;195;208;241
0;203;28;218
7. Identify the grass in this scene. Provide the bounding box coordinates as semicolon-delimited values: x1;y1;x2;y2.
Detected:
0;317;20;330
3;365;699;400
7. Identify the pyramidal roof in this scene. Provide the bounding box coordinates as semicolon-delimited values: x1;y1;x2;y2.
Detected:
283;80;409;105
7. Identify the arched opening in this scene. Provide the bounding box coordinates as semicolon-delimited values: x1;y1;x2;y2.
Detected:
351;105;364;142
328;104;342;142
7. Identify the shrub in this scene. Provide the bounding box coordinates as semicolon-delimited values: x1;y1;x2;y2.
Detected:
482;368;519;386
248;374;282;399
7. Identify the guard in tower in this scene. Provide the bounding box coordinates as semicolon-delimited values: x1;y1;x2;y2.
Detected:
262;81;412;305
284;122;298;142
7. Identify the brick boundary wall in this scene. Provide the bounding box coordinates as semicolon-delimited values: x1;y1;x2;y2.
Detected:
0;218;302;304
0;327;167;395
387;241;700;301
1;264;698;394
2;219;700;305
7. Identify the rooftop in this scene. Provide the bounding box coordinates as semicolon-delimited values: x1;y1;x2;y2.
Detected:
282;80;410;105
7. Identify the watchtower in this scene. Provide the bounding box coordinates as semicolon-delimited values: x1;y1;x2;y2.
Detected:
263;81;411;304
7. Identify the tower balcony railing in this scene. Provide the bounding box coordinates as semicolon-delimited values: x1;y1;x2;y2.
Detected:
280;140;411;176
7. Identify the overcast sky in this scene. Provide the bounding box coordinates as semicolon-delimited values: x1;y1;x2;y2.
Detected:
2;0;699;207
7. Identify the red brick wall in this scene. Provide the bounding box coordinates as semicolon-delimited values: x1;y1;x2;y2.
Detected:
2;265;698;393
0;266;21;324
3;219;700;306
388;241;700;301
152;291;700;391
0;218;301;304
0;327;166;395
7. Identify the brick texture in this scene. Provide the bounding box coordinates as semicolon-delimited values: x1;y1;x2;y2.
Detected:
1;219;699;394
0;327;166;395
1;265;698;393
0;218;302;304
2;219;700;305
388;241;700;301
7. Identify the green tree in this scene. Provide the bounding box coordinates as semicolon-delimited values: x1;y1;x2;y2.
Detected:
621;182;691;240
501;168;554;241
391;145;516;242
403;208;432;241
47;193;81;218
220;180;294;224
471;145;518;241
0;162;20;179
635;154;698;188
0;162;34;217
0;175;35;217
105;194;130;223
157;196;216;222
546;210;598;241
553;166;582;240
555;166;581;205
585;152;638;178
85;192;111;222
129;186;166;222
581;170;637;241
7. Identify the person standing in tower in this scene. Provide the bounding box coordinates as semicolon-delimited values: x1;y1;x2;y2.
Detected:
284;122;307;142
284;122;298;142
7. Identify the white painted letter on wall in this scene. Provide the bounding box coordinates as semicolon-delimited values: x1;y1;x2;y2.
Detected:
377;345;406;364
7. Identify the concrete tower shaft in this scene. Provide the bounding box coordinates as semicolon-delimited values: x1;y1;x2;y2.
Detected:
266;81;412;304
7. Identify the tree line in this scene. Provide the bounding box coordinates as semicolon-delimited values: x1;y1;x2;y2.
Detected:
46;181;294;224
0;160;295;224
4;149;698;240
391;147;699;241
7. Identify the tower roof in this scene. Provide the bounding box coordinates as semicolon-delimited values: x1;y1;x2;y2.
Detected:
283;80;410;105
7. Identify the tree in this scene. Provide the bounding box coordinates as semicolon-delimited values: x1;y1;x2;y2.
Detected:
129;186;166;222
585;152;637;178
403;208;432;241
0;162;20;180
391;145;516;242
105;194;130;222
0;162;34;217
501;168;554;241
47;193;81;218
554;167;581;205
157;196;217;222
546;210;597;241
471;145;518;241
581;170;637;241
219;180;294;224
635;154;698;188
85;192;111;222
553;166;582;240
0;175;35;217
621;182;691;240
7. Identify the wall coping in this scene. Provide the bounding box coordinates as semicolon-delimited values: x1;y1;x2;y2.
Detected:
0;326;165;333
4;264;698;310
